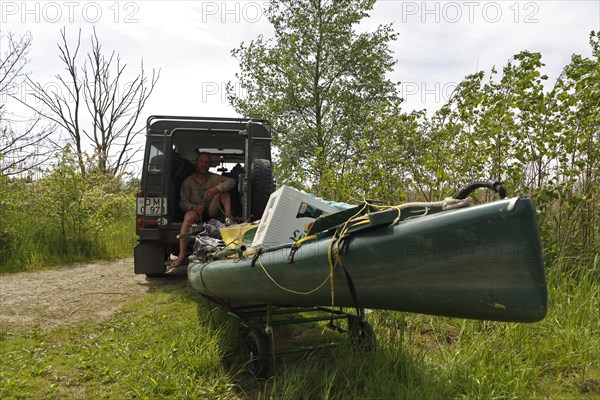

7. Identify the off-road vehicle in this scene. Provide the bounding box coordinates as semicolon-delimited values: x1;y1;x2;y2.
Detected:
134;116;273;276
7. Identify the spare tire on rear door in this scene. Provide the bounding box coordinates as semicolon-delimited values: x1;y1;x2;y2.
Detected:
251;159;273;221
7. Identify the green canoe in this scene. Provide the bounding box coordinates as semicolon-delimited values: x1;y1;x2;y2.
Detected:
188;196;547;322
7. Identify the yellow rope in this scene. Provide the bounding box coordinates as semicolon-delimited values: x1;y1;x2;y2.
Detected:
327;239;336;306
349;219;370;227
391;206;402;225
325;202;370;309
258;254;330;295
293;234;317;247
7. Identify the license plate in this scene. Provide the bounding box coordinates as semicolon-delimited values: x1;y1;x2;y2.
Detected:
137;197;167;215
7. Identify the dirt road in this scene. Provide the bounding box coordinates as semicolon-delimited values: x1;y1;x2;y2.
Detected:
0;259;186;334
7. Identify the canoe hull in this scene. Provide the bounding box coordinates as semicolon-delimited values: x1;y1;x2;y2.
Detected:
188;198;547;322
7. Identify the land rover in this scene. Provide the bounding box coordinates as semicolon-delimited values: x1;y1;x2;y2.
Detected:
134;116;273;276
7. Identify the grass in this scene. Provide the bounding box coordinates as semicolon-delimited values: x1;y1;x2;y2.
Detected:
0;218;137;274
1;258;598;399
1;286;243;399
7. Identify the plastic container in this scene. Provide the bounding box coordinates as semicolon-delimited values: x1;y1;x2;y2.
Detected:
251;185;339;248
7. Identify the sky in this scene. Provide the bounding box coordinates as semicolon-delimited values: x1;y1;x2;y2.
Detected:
1;0;599;173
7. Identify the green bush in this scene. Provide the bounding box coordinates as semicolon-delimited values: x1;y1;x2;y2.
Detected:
0;148;137;273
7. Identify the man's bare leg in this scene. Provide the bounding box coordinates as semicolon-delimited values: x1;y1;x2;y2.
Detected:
170;210;198;269
221;191;237;224
220;191;233;220
208;191;234;222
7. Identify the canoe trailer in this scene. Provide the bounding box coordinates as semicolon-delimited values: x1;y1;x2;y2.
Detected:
204;301;376;378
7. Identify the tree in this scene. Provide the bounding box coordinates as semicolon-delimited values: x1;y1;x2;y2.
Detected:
410;50;557;201
0;32;54;177
228;0;399;198
0;33;30;102
19;28;160;176
548;31;600;256
341;104;427;203
407;31;599;264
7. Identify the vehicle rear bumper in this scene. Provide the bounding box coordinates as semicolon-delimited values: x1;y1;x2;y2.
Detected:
136;226;179;244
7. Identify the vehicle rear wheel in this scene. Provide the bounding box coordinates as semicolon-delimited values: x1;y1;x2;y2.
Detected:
250;159;273;220
243;329;269;378
348;316;377;351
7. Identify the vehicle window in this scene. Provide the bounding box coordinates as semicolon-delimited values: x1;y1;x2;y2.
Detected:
147;142;164;174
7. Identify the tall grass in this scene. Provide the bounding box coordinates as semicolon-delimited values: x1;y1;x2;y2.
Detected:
424;259;599;399
0;215;136;274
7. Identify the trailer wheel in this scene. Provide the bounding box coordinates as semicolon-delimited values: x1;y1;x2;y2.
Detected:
348;316;376;352
243;329;269;378
250;159;273;220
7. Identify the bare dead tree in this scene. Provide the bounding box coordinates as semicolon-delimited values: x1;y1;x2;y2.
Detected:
0;33;30;94
82;29;159;174
19;28;160;176
1;32;55;177
0;113;55;177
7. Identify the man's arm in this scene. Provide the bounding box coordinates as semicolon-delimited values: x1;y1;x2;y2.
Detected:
179;178;194;212
213;175;236;194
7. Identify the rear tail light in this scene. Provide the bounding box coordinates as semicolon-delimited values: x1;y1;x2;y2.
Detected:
136;216;158;231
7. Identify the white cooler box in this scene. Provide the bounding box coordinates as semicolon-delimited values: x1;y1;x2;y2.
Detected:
252;185;339;248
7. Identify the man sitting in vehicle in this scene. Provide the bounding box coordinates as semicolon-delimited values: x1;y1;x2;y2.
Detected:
170;152;236;269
